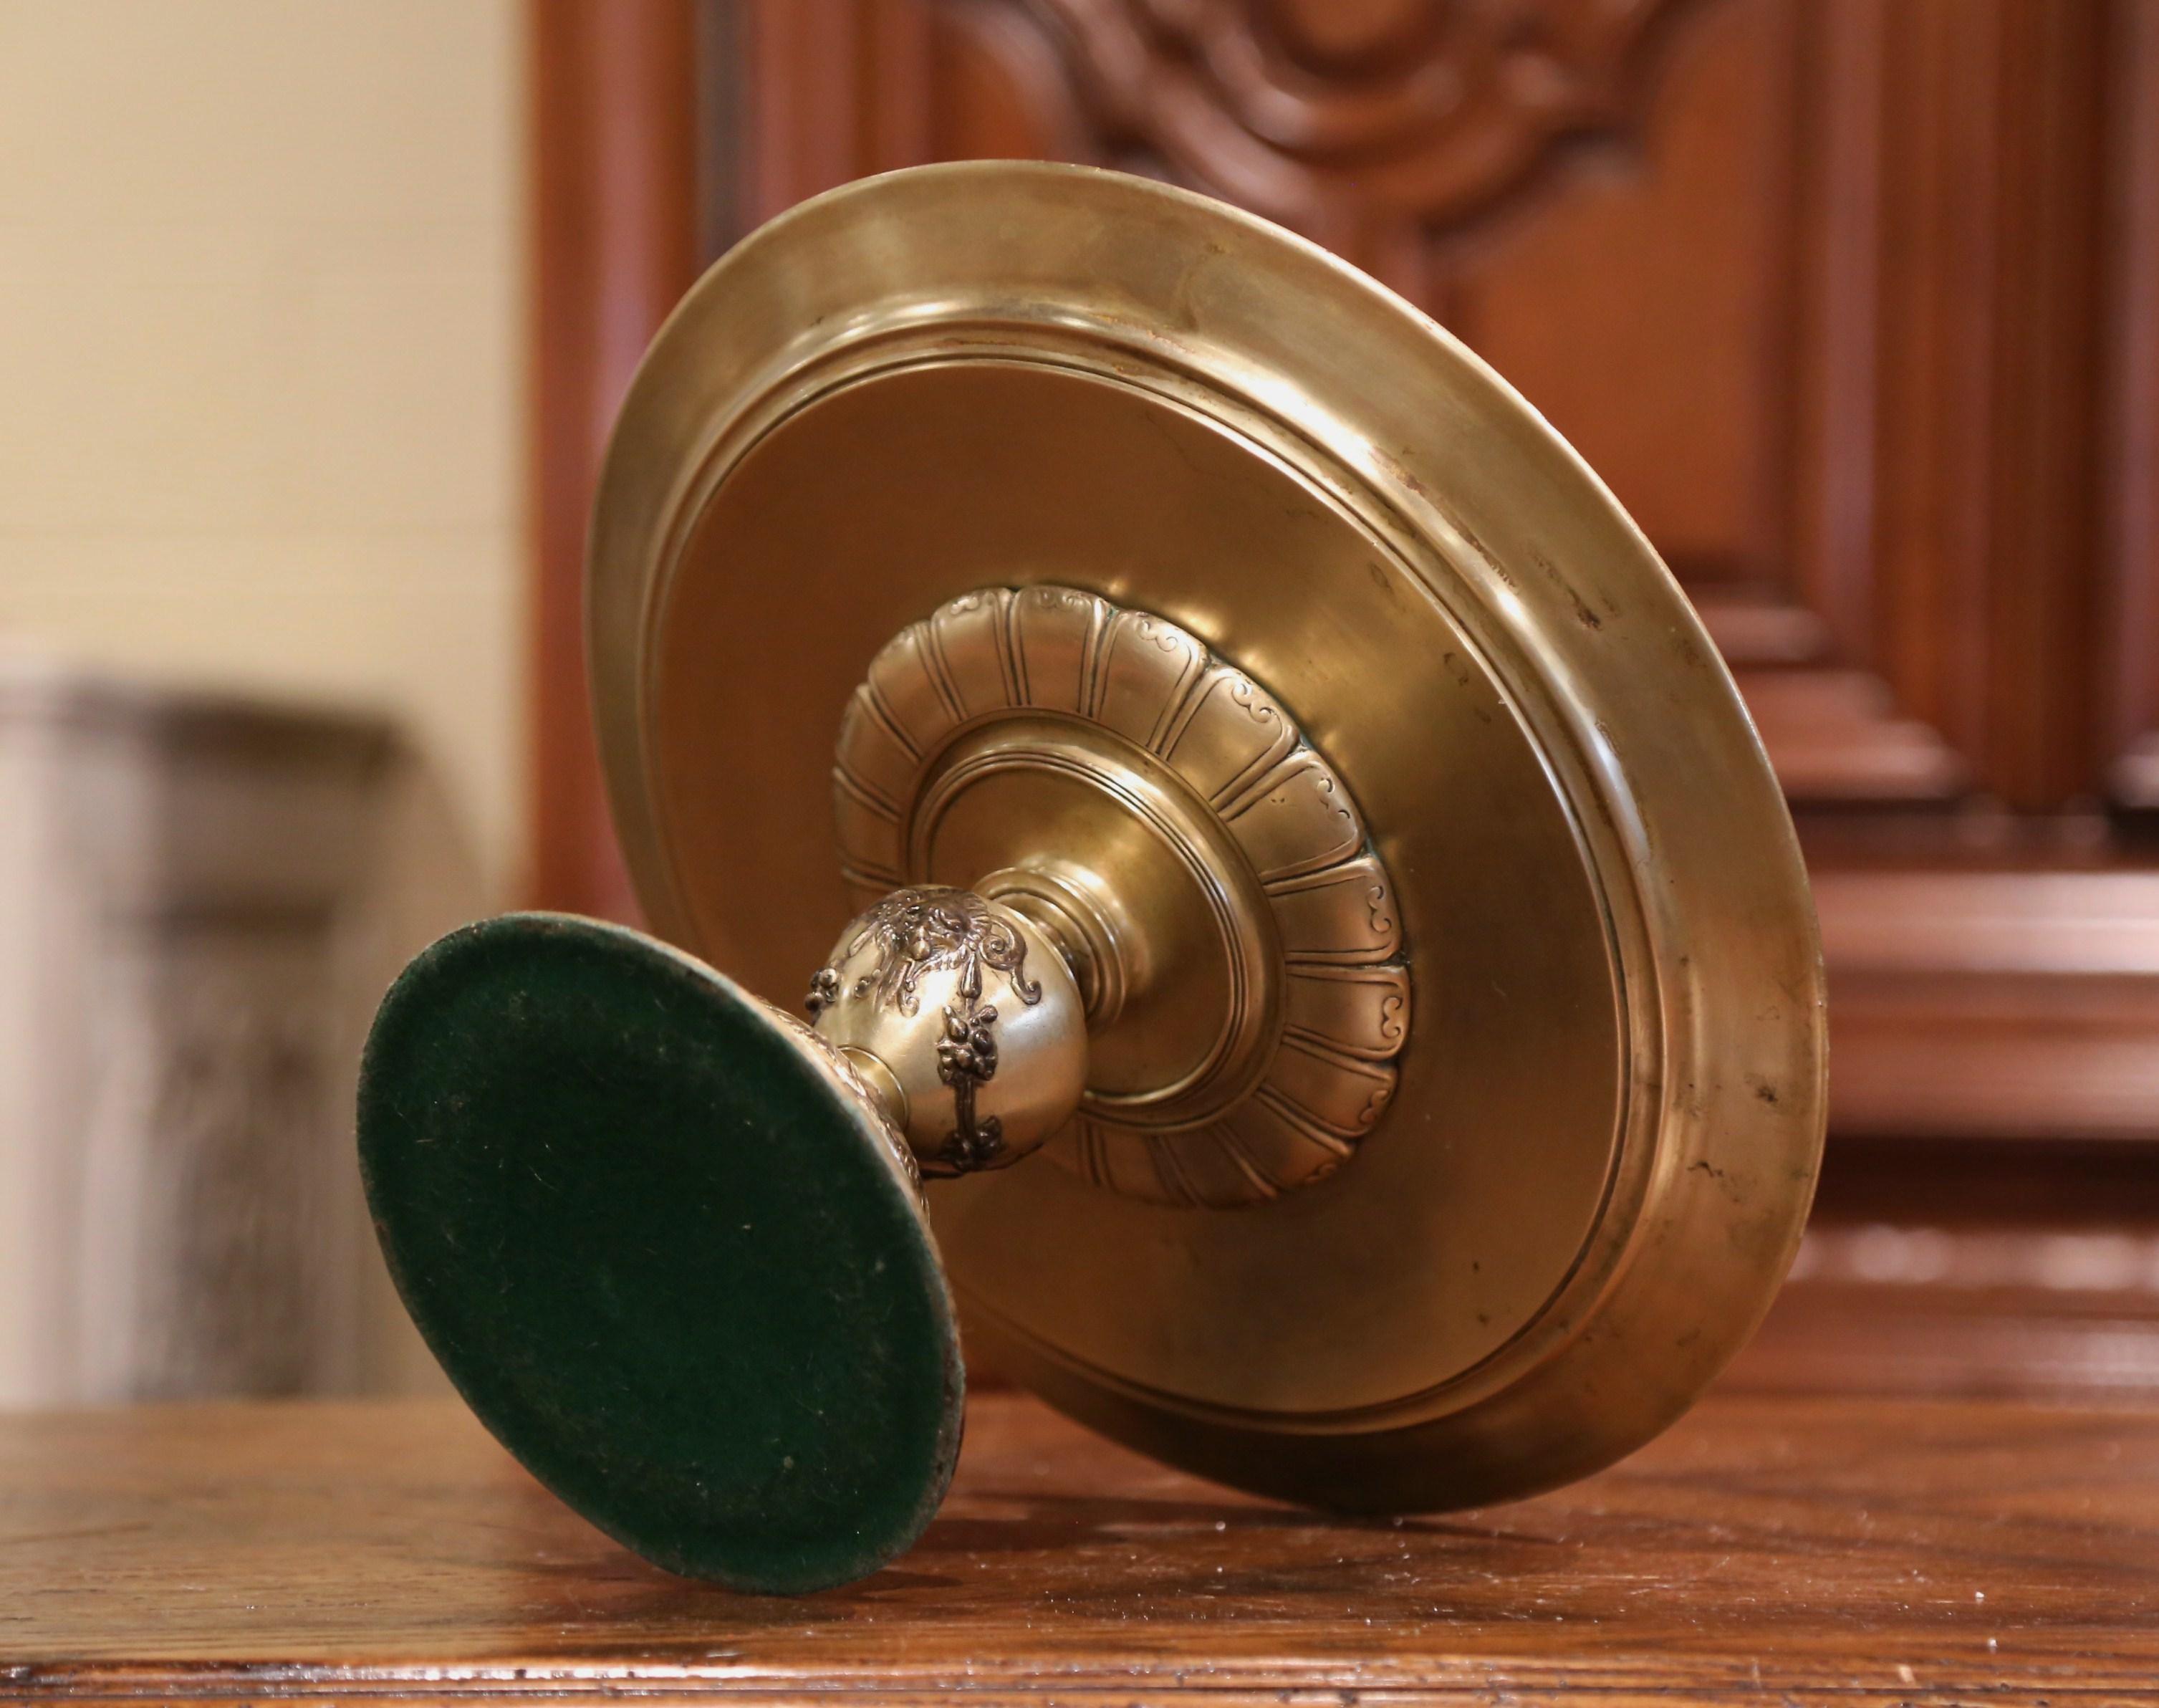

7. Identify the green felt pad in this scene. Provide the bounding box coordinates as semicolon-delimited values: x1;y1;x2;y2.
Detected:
357;913;963;1594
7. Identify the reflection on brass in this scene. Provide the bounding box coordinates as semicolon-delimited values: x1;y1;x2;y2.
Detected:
833;585;1408;1207
588;160;1827;1516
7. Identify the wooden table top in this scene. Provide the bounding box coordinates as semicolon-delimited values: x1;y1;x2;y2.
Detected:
6;1391;2158;1704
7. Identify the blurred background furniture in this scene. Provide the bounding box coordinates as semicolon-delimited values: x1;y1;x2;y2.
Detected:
529;0;2159;1394
0;653;453;1403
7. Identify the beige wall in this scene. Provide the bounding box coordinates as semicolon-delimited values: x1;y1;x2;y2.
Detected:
0;0;528;898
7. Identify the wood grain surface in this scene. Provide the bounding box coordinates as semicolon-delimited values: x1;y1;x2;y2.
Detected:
6;1391;2158;1703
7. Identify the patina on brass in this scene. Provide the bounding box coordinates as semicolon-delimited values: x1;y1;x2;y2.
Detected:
587;160;1828;1515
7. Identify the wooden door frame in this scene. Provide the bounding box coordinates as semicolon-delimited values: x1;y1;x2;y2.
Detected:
529;0;700;921
525;0;923;918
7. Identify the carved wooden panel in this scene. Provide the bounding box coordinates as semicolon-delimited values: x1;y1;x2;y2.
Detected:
683;0;2159;1151
729;0;2127;812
